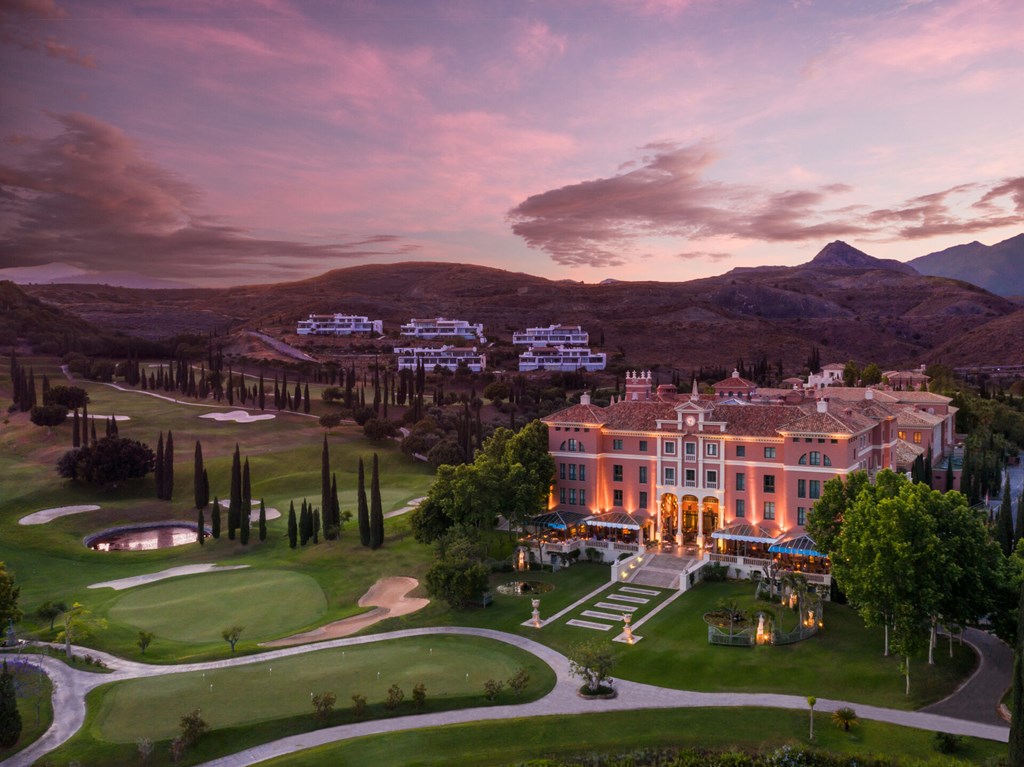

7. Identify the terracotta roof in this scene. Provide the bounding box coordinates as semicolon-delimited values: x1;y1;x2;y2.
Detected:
713;374;757;389
603;400;679;430
542;403;608;425
710;404;805;436
820;387;900;404
887;391;950;404
894;407;943;427
894;440;926;468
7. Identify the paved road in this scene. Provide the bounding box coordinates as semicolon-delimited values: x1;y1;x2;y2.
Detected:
922;627;1013;726
247;331;317;363
1;625;1010;767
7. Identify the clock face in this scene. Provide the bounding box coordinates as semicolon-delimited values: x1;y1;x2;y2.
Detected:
685;415;696;426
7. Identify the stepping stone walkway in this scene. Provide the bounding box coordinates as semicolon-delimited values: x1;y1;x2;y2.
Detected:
566;619;614;631
557;582;672;635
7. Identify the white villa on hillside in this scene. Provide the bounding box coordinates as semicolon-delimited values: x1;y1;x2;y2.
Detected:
519;346;606;372
394;345;487;372
401;317;486;342
296;313;383;336
513;324;589;348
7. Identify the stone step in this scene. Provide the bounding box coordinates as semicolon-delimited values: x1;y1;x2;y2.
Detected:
649;555;696;571
630;569;679;589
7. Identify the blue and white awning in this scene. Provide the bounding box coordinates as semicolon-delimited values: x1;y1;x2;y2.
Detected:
584;510;651;530
769;531;823;558
529;510;589;530
711;522;781;543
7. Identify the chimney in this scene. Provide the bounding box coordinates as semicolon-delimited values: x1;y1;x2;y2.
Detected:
865;388;874;400
580;392;591;406
816;399;828;413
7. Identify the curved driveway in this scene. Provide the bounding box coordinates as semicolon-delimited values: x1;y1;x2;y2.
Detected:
1;626;1010;767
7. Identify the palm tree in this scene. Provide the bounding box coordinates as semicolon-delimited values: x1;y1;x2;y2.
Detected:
832;707;859;732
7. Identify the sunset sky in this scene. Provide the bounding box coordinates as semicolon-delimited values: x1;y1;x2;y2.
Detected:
1;0;1022;287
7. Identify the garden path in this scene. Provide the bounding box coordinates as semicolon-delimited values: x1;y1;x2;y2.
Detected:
0;625;1009;767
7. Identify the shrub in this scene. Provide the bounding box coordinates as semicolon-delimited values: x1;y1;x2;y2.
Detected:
412;683;426;710
704;562;729;582
385;684;404;710
508;667;530;696
483;678;504;701
934;731;963;754
351;693;367;717
831;707;859;731
311;691;336;724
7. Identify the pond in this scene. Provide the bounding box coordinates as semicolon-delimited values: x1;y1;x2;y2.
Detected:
85;523;202;552
495;580;555;597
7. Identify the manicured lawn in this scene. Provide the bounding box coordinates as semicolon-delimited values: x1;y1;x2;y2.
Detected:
259;707;1007;766
0;656;54;762
107;569;327;643
45;635;555;766
612;581;977;710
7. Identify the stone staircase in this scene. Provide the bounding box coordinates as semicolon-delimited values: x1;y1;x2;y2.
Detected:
628;554;696;589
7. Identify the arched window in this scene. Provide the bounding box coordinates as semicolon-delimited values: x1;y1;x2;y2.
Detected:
798;453;807;465
823;455;832;466
568;439;577;451
809;451;821;466
559;441;567;451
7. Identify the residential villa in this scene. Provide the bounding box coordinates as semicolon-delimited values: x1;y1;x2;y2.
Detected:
296;313;383;336
513;324;590;348
401;317;486;342
884;365;931;390
532;369;959;587
807;363;846;389
394;345;486;373
519;346;607;372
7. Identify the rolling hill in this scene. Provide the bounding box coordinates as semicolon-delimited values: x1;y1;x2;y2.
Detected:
908;233;1024;298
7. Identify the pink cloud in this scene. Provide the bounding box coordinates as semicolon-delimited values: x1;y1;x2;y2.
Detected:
508;143;1024;266
0;0;95;66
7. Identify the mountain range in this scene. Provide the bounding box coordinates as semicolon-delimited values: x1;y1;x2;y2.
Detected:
908;233;1024;298
16;240;1024;372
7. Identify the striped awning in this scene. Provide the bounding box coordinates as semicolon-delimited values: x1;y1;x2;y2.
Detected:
584;510;651;530
711;522;782;543
769;531;823;558
529;510;589;531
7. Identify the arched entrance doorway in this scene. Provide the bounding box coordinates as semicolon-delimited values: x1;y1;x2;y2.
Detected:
701;496;720;546
659;493;678;543
680;495;699;544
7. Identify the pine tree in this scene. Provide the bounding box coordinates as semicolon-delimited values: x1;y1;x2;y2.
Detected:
370;453;383;549
164;430;174;500
211;497;221;539
194;440;206;511
258;499;267;542
228;444;241;540
287;501;298;549
357;457;370;547
155;432;165;500
240;458;252;545
0;659;21;749
197;506;205;546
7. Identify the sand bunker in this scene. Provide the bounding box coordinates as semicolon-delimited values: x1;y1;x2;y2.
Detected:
199;410;276;423
88;564;250;591
250;501;282;521
261;576;429;647
86;414;131;421
20;505;101;525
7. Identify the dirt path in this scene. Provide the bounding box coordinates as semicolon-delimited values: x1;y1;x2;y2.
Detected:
260;577;429;647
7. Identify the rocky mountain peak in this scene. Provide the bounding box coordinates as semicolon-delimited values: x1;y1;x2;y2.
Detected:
807;241;916;273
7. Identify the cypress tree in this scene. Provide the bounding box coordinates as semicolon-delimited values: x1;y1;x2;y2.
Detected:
945;458;954;492
258;373;265;411
155;432;165;500
299;501;310;546
80;401;88;446
321;436;332;533
240;458;252;545
163;430;174;500
1010;581;1024;764
72;408;80;448
197;506;205;546
287;500;298;548
357;457;370;547
329;473;340;540
211;497;221;539
258;499;267;542
294;382;302;412
370;453;383;549
313;510;320;544
228;444;241;540
194;440;205;511
304;383;311;414
0;659;21;749
998;476;1015;556
924;447;933;487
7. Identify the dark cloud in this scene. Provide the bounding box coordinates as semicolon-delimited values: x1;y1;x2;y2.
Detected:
0;113;421;280
0;0;95;67
508;143;1024;266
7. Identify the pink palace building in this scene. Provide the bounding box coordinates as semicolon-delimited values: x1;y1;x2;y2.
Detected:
536;369;958;587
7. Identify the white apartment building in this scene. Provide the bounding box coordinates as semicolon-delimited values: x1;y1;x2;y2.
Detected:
394;345;487;372
400;317;485;342
296;314;383;336
513;324;589;348
518;346;606;372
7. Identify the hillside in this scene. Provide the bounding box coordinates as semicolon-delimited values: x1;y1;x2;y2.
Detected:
908;233;1024;298
21;242;1021;372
